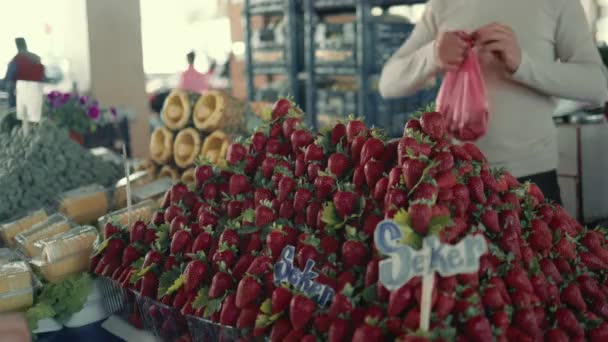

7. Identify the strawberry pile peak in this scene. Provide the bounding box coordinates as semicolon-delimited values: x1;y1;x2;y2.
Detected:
91;99;608;342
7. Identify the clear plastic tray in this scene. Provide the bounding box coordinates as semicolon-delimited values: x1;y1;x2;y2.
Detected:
138;296;191;341
58;184;110;225
34;225;99;263
15;214;72;258
113;171;154;210
0;261;32;295
0;248;19;266
0;209;48;247
0;287;34;313
187;315;243;342
97;199;157;229
132;178;173;203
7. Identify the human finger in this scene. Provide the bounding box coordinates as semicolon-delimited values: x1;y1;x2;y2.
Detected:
476;31;510;46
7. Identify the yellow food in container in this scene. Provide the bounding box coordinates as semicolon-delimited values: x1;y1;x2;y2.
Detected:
161;89;192;130
31;226;98;283
97;199;157;229
15;214;72;258
58;185;109;225
0;262;33;312
181;167;196;185
173;128;202;168
200;130;229;165
0;210;48;247
150;127;174;164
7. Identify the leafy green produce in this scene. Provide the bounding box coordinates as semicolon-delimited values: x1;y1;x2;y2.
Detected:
0;121;122;221
25;273;92;330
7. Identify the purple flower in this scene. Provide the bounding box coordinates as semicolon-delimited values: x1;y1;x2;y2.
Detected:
110;106;117;118
60;93;71;104
79;95;90;105
52;98;62;109
87;105;101;120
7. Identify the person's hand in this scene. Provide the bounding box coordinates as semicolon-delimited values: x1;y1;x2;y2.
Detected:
0;313;30;342
434;31;470;71
474;23;522;74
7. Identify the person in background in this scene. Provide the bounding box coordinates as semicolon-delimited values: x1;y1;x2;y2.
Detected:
379;0;608;204
178;51;211;94
3;37;45;108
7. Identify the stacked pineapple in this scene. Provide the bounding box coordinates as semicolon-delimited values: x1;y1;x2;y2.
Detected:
146;89;247;185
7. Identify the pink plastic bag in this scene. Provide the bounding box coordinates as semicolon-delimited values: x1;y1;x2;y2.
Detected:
436;46;489;141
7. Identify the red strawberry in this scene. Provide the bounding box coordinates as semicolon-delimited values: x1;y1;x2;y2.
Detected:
373;177;389;202
545;328;569;342
329;294;354;319
480;209;500;234
321;235;340;255
528;219;552;252
387;167;402;189
296;245;319;268
388;285;413;316
170;183;188;204
164;205;183;224
291;129;313;153
141;272;159;298
462;143;485;162
331;123;347;145
227;143;247;166
350;135;367;165
333;190;358;218
363;159;384;187
463;315;493;342
208;271;233;298
352;324;383;342
528;183;544;206
314;175;335;200
435;151;454;172
347;119;367;143
236;304;258;329
363;214;382;237
212;248;236;269
434;291;455;319
266;137;283;155
229;174;249;195
577;275;604;301
267;229;288;260
184;259;207;293
513;307;541;339
419;111;446;139
405;118;421;132
235;275;262;309
250;131;267;152
328;318;350;342
402;158;426;190
482;286;506;310
219;293;239;326
555;307;583;337
539;258;563;284
201;183;218;201
413;182;438;201
505;327;534;342
341;240;368;267
306;202;322;228
282;117;301;139
170;230;190;255
360;138;384;165
191;231;212;254
293;188;313;212
409;202;432;234
328;153;351;178
226;200;243;219
402;308;420;330
561;283;587;312
121;245;140;267
580;252;608;270
468;176;486;204
169;215;187;237
270;286;292;314
450;145;472;161
278;176;297;201
255;204;275;228
129;221;147;243
480;169;500;192
261;157;279;179
254;188;274;206
554;236;576;260
435;171;457;189
505;267;534;294
290;295;315;330
272;98;292;118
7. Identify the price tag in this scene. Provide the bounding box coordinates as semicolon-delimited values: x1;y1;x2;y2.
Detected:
273;245;335;307
374;220;487;331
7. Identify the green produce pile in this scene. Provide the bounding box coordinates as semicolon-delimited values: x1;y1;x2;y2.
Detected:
0;120;122;221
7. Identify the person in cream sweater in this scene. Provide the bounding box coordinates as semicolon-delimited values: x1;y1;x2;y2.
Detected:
379;0;608;204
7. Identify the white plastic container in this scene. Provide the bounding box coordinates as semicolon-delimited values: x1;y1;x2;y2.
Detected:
15;214;72;258
0;209;48;247
58;185;110;225
0;262;33;313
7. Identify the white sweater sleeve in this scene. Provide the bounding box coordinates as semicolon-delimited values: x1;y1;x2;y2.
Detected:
512;0;608;106
378;2;440;99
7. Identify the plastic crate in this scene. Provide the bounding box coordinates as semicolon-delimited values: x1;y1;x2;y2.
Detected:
187;315;244;342
98;277;146;328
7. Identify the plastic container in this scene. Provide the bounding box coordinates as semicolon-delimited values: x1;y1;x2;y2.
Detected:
113;171;154;210
0;248;19;266
98;277;144;327
97;200;157;229
58;185;110;225
30;226;99;283
15;213;72;258
0;261;33;312
132;178;173;204
0;209;48;247
138;296;191;341
187;315;243;342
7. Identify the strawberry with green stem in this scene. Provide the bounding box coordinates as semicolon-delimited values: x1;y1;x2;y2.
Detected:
212;242;238;270
255;200;276;228
341;226;369;268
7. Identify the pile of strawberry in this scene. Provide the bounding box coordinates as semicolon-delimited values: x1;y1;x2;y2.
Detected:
91;98;608;342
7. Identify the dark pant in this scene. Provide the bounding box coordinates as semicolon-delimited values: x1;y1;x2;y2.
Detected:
517;170;562;205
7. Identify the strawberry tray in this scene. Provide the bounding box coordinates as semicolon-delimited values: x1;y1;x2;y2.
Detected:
186;315;244;342
137;295;192;341
98;277;149;331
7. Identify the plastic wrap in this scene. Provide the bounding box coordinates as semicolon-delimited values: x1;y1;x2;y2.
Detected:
113;171;154;209
0;209;48;247
0;248;20;266
0;262;33;312
97;200;157;229
132;178;173;204
15;214;72;258
36;225;99;263
58;184;109;225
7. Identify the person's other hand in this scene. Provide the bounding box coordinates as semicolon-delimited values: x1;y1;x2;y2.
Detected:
0;313;31;342
474;23;522;74
434;31;470;71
